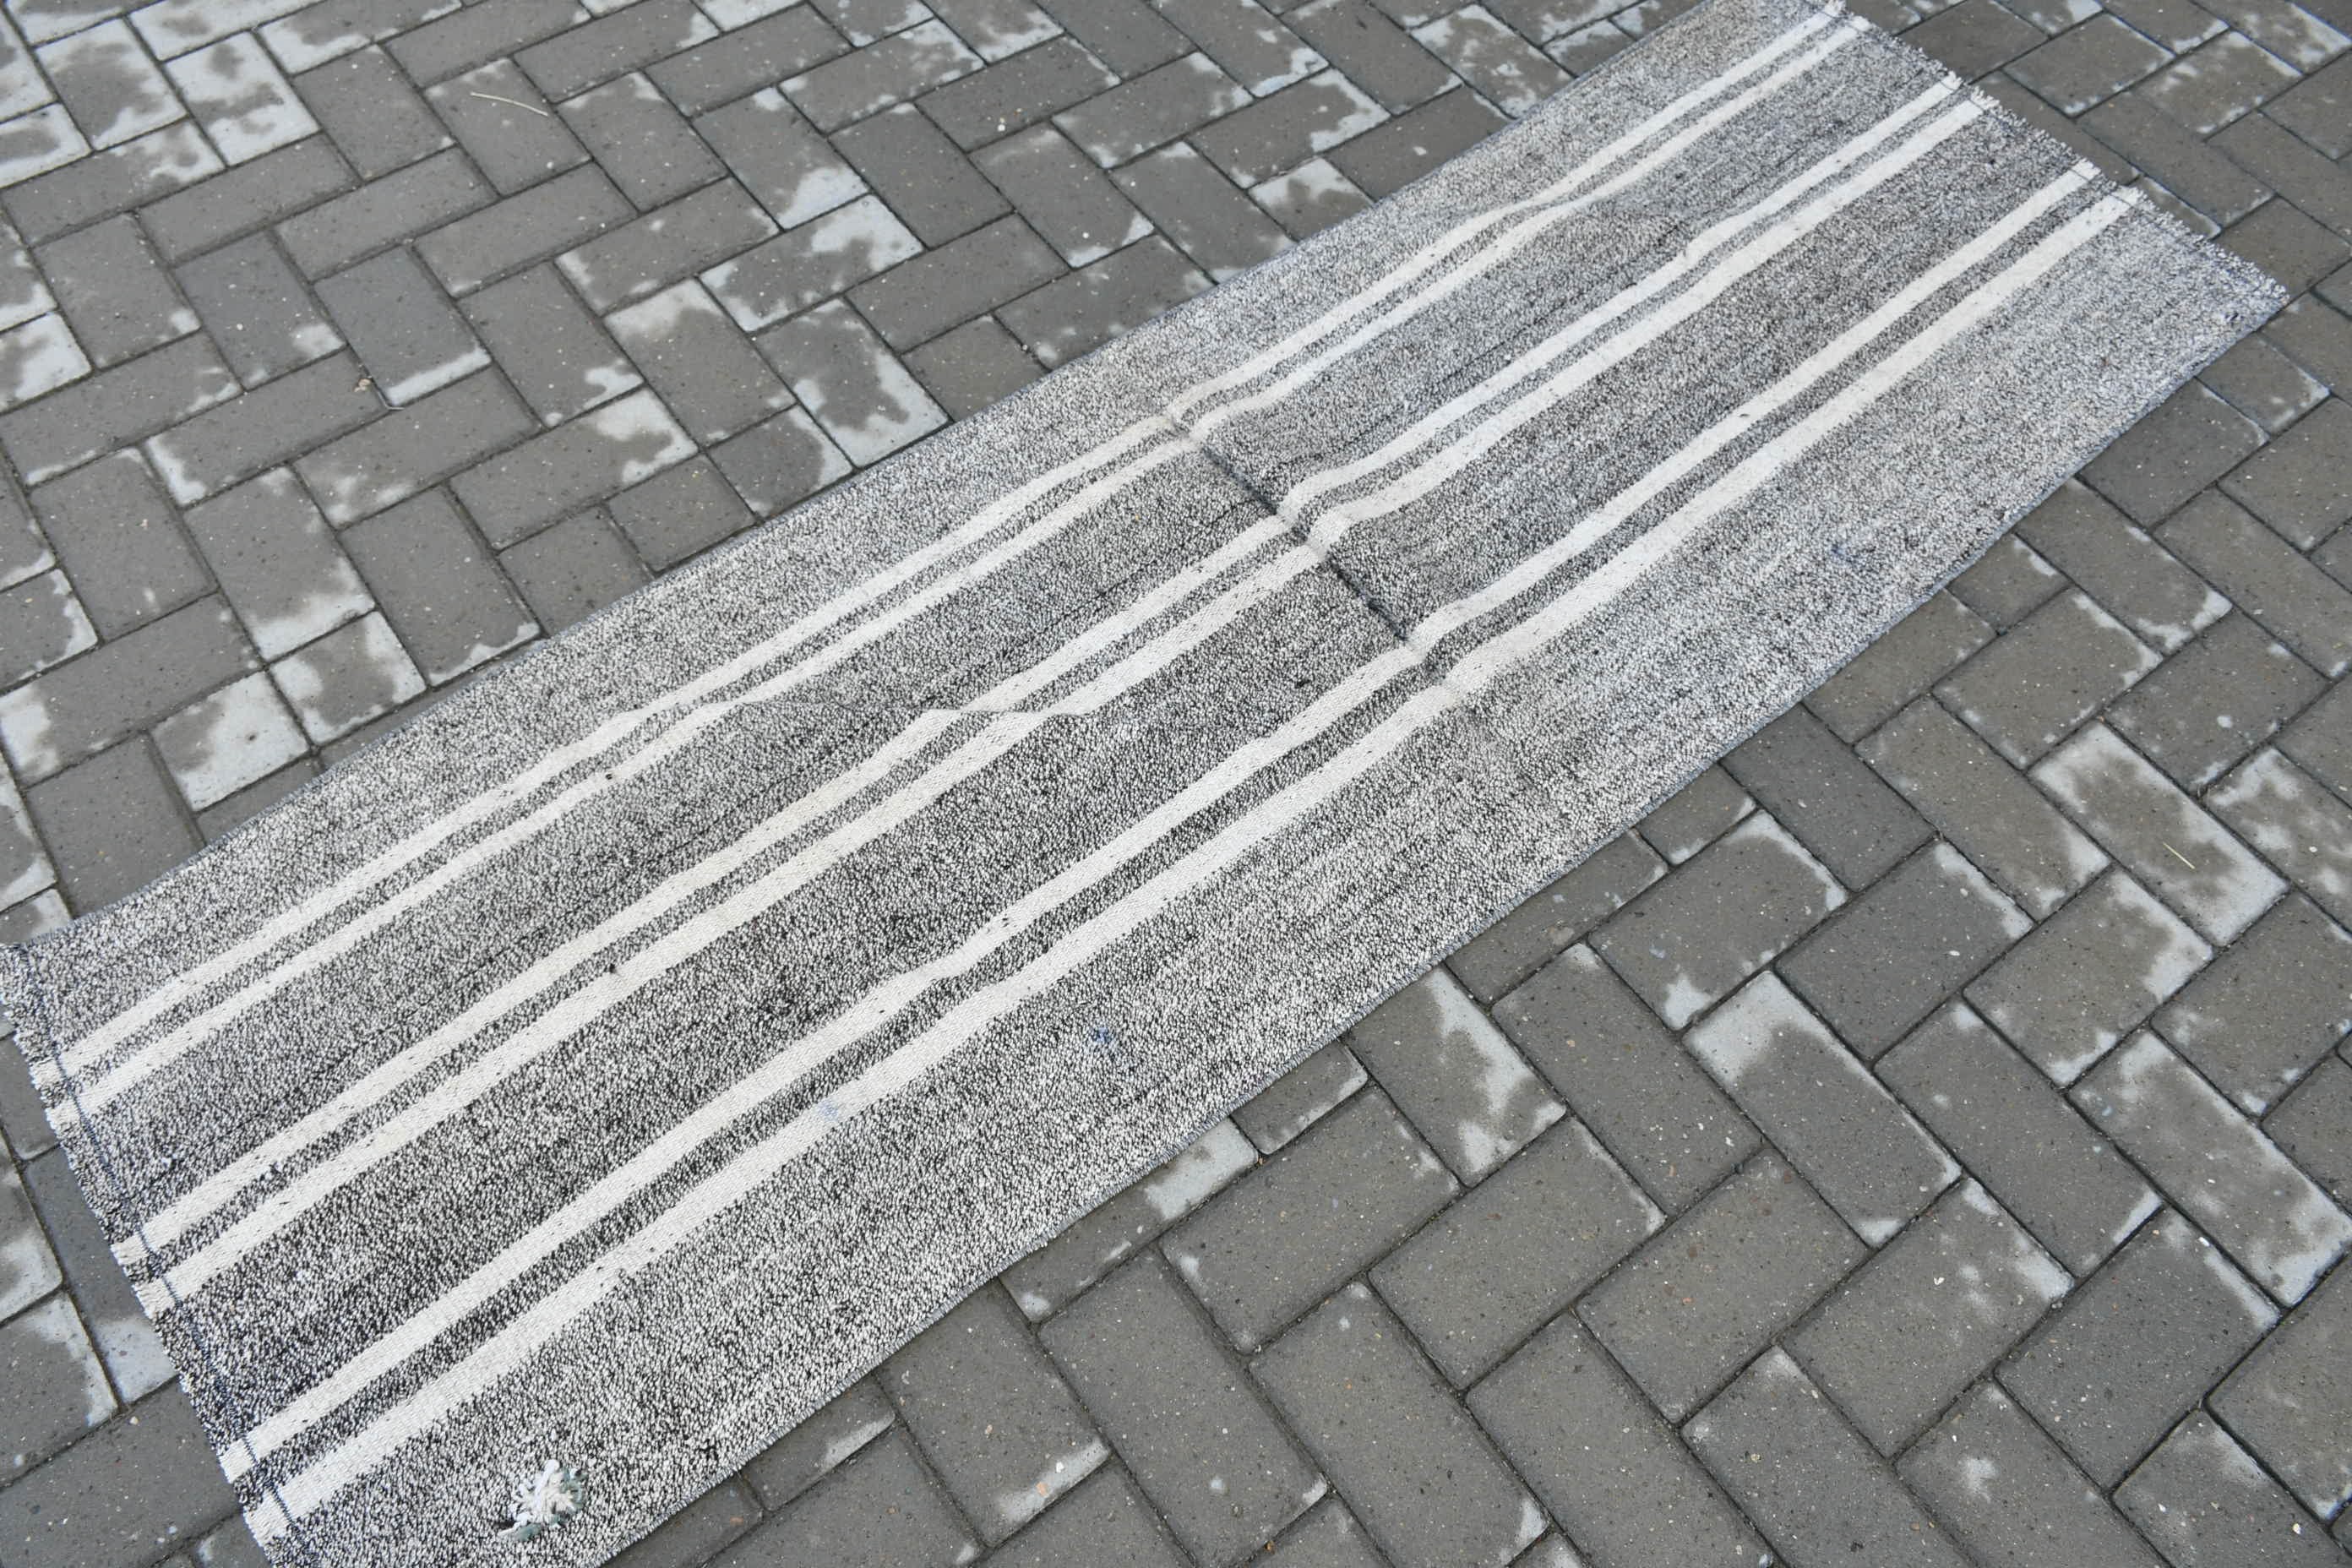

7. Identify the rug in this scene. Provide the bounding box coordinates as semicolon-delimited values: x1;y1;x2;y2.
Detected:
1;0;2278;1560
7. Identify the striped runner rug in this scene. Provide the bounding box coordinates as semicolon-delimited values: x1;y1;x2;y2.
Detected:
3;0;2278;1560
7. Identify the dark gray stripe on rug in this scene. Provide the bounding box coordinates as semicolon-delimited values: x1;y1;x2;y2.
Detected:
1;0;2278;1559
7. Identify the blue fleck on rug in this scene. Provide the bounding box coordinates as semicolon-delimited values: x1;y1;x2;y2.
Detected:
1;0;2277;1561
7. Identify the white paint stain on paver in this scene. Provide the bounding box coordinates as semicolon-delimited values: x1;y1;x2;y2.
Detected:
270;611;426;744
1690;972;1957;1245
0;313;89;408
166;32;317;164
1138;1119;1255;1221
2076;1034;2352;1304
154;672;308;808
0;765;56;906
1;1173;63;1318
2209;749;2352;923
2034;722;2285;945
36;19;182;145
579;387;698;487
0;569;96;680
0;102;90;187
0;682;62;779
819;1413;893;1470
992;1436;1108;1532
15;1293;117;1425
1356;970;1563;1179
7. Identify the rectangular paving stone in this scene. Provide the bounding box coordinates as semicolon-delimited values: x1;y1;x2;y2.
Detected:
974;122;1149;264
0;569;95;689
1288;0;1452;109
1864;700;2109;920
1192;69;1387;184
0;596;252;781
2085;381;2268;526
168;32;315;163
698;88;866;228
295;369;538;527
850;213;1065;347
182;468;370;658
757;297;945;464
1162;1086;1456;1350
1788;1179;2071;1455
917;35;1119;148
1159;0;1326;92
37;18;177;149
1686;972;1960;1244
1228;1040;1367;1154
0;1164;61;1316
607;455;758;569
1580;1152;1865;1420
291;44;453;180
25;735;204;909
2073;1032;2352;1304
453;387;695;546
1033;0;1190;72
1968;868;2211;1084
558;177;778;311
422;164;638;297
1779;841;2031;1057
713;1429;980;1568
173;231;343;387
2280;677;2352;806
2161;489;2352;677
2212;1260;2352;1519
425;60;585;195
1253;1284;1544;1568
1469;1312;1766;1568
738;1378;893;1509
516;0;717;99
1689;1354;1974;1568
257;0;461;74
605;1478;760;1568
3;121;220;245
2223;395;2352;549
926;0;1062;62
1590;811;1846;1028
988;1462;1190;1567
2156;892;2352;1114
2116;1413;2346;1568
460;263;641;427
1881;1002;2159;1277
1805;590;1992;743
2204;330;2331;437
841;100;1012;246
1111;141;1289;280
36;214;196;367
498;506;650;633
708;406;852;517
1491;942;1759;1213
1370;1116;1660;1385
606;279;795;444
902;313;1044;416
30;448;208;637
1003;1119;1256;1318
152;669;306;808
1041;1254;1320;1564
2034;721;2286;945
341;488;535;683
2267;1053;2352;1207
2110;613;2323;790
0;331;236;483
1348;968;1562;1183
2001;1207;2277;1485
783;18;984;130
389;0;593;84
275;146;490;277
1447;830;1663;1002
648;8;851;116
1054;52;1251;166
558;73;723;209
2013;479;2231;655
0;1293;115;1472
2009;13;2172;114
2212;747;2352;930
316;245;487;406
2086;90;2273;227
142;351;383;504
1634;765;1753;866
0;1389;237;1568
884;1283;1105;1544
1900;1383;2164;1568
1413;8;1567;113
1950;533;2068;631
1936;589;2163;765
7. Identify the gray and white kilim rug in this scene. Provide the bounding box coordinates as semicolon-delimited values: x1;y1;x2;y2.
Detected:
0;0;2281;1560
